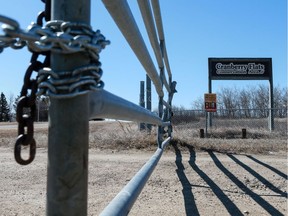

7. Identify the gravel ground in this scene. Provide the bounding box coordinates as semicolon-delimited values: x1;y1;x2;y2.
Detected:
0;146;287;216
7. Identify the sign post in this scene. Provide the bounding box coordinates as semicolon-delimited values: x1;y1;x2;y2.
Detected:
204;93;217;136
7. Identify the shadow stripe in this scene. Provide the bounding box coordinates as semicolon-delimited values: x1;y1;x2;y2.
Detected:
246;155;288;180
208;151;284;216
173;144;199;216
187;146;243;216
228;154;287;198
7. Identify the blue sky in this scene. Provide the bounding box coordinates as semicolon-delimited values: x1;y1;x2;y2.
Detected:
1;0;287;109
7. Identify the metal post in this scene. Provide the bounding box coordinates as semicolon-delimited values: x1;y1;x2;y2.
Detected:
139;81;145;130
157;68;164;147
205;111;208;138
146;74;152;131
269;79;274;131
167;80;176;137
208;73;212;127
47;1;90;215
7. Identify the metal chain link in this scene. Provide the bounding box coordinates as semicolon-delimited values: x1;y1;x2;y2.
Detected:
13;2;51;165
1;0;109;164
0;9;109;99
0;16;110;55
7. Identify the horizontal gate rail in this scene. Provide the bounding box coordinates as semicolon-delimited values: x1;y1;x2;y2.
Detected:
102;0;164;97
89;90;170;126
99;137;171;216
151;0;172;78
137;0;171;93
98;0;176;214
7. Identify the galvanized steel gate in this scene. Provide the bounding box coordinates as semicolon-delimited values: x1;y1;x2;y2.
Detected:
0;0;176;215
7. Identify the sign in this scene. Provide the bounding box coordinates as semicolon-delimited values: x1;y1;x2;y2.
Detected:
204;93;217;112
208;58;272;80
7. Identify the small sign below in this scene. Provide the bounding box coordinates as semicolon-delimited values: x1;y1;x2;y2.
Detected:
205;93;217;112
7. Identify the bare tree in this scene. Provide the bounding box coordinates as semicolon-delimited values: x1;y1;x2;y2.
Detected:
239;87;252;117
8;93;15;120
191;96;204;110
0;92;10;122
253;85;269;117
218;87;238;117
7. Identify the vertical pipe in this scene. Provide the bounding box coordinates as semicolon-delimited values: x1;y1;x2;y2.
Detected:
146;74;152;131
167;77;173;137
269;79;274;131
208;77;212;127
157;68;164;147
139;81;145;130
47;1;90;215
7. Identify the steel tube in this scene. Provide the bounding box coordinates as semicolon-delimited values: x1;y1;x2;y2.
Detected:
137;0;170;93
150;0;164;40
139;81;145;130
163;99;171;110
100;137;171;216
102;0;164;97
162;41;172;78
137;0;163;68
47;1;90;215
89;89;169;126
151;0;172;78
146;75;152;131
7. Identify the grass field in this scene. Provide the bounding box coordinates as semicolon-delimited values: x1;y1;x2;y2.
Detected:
0;120;286;155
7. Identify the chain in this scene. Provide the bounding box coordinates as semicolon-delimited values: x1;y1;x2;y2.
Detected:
14;1;50;165
0;17;110;55
35;21;109;98
1;0;109;163
0;10;109;99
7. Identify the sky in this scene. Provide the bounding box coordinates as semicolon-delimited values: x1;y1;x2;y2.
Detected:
0;0;287;109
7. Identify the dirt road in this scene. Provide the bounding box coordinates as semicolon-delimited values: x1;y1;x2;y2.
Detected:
0;146;287;216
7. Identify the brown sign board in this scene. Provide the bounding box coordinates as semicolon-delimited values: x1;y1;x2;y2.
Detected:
204;93;217;112
208;58;272;80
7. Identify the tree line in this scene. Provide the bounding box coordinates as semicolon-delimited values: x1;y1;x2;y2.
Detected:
1;84;287;122
173;84;287;121
0;92;49;122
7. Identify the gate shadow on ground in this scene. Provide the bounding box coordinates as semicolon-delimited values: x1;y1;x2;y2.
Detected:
208;151;284;216
246;155;288;180
185;144;243;216
172;143;243;216
172;143;199;216
227;154;288;198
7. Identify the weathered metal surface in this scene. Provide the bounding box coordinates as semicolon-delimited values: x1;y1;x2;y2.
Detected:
102;0;164;97
99;137;171;216
46;0;90;215
89;89;170;126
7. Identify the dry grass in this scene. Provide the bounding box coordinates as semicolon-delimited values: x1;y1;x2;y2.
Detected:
0;121;287;155
89;121;157;151
171;122;287;154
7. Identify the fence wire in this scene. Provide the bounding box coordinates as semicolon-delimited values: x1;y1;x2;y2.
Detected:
172;108;288;137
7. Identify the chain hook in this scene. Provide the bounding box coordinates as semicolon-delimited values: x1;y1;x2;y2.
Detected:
14;135;36;165
13;0;50;165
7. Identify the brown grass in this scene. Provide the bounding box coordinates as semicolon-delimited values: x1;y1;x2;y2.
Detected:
0;121;287;155
171;123;287;154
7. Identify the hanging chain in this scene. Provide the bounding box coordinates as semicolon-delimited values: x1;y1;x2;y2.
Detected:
14;1;50;165
0;8;109;99
0;0;109;164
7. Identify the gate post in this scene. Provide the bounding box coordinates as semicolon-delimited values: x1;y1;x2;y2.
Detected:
269;78;274;131
146;74;152;131
47;1;90;215
139;81;146;130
